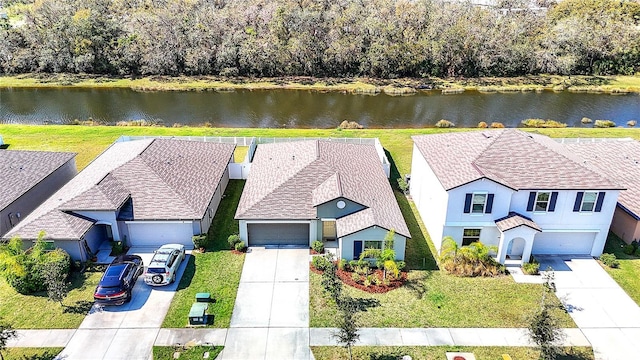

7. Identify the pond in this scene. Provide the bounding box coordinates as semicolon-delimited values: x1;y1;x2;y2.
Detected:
1;87;638;128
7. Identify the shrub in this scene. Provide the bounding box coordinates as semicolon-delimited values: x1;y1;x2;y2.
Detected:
490;122;505;128
623;244;635;255
522;262;540;275
351;272;361;283
339;120;364;129
521;119;567;128
192;234;207;249
110;241;124;256
312;255;331;271
384;260;400;279
627;120;637;127
227;234;241;249
234;241;246;252
348;260;359;270
581;117;593;124
439;237;506;277
435;119;455;128
594;120;616;128
631;240;639;251
311;240;324;254
372;274;382;286
2;241;71;295
396;261;406;271
397;177;409;194
599;253;619;268
338;258;347;271
477;121;488;128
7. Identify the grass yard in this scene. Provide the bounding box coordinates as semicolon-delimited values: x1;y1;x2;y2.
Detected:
152;346;223;360
311;346;594;360
161;180;245;328
0;270;101;329
1;347;63;360
602;233;640;306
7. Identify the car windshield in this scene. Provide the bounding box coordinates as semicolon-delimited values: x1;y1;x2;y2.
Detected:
95;286;122;295
105;264;126;277
146;267;165;274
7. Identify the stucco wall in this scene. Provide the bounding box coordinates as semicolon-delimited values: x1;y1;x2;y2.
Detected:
316;198;365;219
610;207;640;244
199;166;230;234
341;226;406;260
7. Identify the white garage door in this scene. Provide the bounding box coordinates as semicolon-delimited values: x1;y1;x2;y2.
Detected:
127;222;194;247
247;223;310;246
532;232;595;255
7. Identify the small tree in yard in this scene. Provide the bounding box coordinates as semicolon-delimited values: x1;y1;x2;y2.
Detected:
43;260;70;306
0;319;16;360
320;253;342;304
335;296;360;360
528;268;565;360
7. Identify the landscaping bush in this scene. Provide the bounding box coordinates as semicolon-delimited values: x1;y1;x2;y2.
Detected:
192;234;207;249
396;261;406;271
522;262;540;275
435;119;455;128
490;122;505;128
599;253;619;268
348;260;359;270
227;234;240;249
594;120;616;128
339;120;364;129
439;237;506;277
623;244;635;255
351;272;360;283
312;255;331;271
338;258;347;271
521;119;567;128
397;177;409;194
234;241;246;252
312;240;324;254
383;260;400;279
581;117;593;124
477;121;488;128
110;241;124;256
627;120;636;127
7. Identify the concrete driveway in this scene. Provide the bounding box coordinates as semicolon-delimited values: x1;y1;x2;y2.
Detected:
221;247;310;360
537;255;640;360
56;248;191;360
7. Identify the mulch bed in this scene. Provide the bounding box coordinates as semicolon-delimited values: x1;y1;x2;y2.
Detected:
310;249;324;255
310;265;406;294
231;250;246;255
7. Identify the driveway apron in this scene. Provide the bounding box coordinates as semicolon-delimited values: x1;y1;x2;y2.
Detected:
56;249;191;360
222;247;310;360
537;255;640;360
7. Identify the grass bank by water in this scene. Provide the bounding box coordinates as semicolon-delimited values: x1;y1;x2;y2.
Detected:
2;74;640;94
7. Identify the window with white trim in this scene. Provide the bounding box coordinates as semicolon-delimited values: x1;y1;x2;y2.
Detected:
471;193;487;214
363;240;382;250
535;192;551;212
581;192;598;212
462;229;481;246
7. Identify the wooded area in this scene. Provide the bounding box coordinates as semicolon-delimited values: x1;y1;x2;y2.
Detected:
0;0;639;78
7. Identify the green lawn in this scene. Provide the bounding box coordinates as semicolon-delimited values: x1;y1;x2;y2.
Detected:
602;233;640;306
153;345;223;360
161;180;245;328
0;270;101;329
1;347;63;360
311;346;594;360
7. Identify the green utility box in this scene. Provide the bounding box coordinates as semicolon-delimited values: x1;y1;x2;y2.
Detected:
195;292;212;302
188;302;208;325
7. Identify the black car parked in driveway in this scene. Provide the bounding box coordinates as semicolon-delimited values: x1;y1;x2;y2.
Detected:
94;254;144;305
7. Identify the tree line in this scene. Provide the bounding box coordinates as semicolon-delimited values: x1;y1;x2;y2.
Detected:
0;0;639;78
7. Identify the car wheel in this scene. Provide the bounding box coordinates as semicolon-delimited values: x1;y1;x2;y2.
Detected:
152;275;164;284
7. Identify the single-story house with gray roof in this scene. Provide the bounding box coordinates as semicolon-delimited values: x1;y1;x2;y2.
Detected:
410;130;624;265
235;140;410;260
4;138;235;261
565;138;640;244
1;150;76;237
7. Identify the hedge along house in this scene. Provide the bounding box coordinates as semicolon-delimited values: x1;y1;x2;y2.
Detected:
410;130;623;265
4;138;235;262
0;150;76;237
564;138;640;244
235;140;410;260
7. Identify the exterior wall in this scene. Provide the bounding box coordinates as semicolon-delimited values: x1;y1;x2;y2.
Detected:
83;225;105;254
126;221;195;247
340;226;406;260
0;158;76;237
71;210;121;241
445;180;514;225
442;225;502;249
198;166;230;234
610;206;640;244
409;144;449;251
238;219;315;247
316;198;365;219
55;241;85;262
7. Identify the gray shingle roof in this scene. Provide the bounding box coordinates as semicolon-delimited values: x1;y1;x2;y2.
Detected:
565;139;640;219
236;140;410;238
0;150;75;210
5;139;235;241
495;212;541;232
412;130;622;191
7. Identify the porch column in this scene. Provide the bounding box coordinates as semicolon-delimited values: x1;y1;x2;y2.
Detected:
497;232;508;264
521;235;534;264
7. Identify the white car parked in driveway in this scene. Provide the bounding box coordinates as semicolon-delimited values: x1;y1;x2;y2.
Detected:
144;243;186;286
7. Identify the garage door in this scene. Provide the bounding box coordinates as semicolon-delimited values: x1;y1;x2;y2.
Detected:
247;223;309;246
127;222;194;247
532;232;595;255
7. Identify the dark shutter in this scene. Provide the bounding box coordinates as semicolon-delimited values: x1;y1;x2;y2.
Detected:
595;192;605;212
464;193;472;213
485;194;494;213
573;192;584;212
527;192;536;212
549;192;558;212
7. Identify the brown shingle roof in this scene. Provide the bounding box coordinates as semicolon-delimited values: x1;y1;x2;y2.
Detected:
5;139;235;240
412;130;622;191
236;140;410;238
495;212;541;232
565;139;640;219
0;150;75;210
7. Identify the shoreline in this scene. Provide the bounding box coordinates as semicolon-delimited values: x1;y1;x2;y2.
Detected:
1;74;639;94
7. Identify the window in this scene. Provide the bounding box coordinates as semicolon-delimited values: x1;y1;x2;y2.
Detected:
581;192;598;212
462;229;481;246
471;194;487;213
33;240;55;251
535;192;550;211
464;193;494;214
363;241;382;250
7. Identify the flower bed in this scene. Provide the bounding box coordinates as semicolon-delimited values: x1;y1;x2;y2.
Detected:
310;264;406;294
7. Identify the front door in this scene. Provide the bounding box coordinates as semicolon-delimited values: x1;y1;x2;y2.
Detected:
322;220;337;241
353;241;363;260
